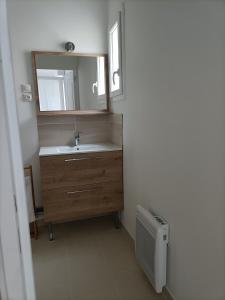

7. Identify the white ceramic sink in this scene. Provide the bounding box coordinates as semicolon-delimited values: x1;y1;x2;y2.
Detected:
56;144;102;153
39;144;122;157
56;146;80;153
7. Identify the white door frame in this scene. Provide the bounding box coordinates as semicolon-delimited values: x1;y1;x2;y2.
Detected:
0;0;36;299
0;240;8;300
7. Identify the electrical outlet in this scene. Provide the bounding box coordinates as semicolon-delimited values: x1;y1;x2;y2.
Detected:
22;93;32;102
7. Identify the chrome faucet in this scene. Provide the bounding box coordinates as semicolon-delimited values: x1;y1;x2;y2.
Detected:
74;132;80;147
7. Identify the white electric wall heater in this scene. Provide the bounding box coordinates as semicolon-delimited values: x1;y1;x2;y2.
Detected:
135;205;169;293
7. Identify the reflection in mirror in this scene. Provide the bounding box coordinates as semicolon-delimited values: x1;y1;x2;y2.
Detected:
37;69;77;111
34;54;108;112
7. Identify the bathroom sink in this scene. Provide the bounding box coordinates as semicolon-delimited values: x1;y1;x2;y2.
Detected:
56;144;101;153
56;146;79;153
39;144;122;157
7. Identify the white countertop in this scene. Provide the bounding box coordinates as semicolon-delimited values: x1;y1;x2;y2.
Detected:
39;143;122;157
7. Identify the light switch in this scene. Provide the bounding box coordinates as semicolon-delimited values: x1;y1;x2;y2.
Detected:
21;84;32;93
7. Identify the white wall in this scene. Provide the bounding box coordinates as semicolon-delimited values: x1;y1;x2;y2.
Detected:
109;1;225;300
7;0;108;206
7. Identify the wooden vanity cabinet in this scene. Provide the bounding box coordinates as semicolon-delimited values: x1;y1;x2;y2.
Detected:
40;150;123;223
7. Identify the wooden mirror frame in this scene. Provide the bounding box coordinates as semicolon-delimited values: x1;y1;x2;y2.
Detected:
31;51;110;116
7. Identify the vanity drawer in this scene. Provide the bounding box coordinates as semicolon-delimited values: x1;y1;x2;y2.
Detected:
40;150;122;190
43;181;123;223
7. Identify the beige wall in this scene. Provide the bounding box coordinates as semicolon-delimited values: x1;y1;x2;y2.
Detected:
7;0;108;206
108;1;225;300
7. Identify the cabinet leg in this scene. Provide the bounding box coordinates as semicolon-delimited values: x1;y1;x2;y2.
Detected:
114;212;121;229
48;223;54;241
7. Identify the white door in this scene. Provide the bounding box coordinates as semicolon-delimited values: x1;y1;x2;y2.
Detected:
0;0;36;299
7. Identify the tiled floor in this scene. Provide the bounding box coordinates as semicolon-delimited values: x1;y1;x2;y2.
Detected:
32;217;170;300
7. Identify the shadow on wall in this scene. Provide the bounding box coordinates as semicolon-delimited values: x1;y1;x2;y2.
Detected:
20;115;41;207
25;51;33;82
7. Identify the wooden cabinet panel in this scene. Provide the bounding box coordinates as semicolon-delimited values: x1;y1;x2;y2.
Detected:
40;150;123;223
40;151;122;190
44;181;123;223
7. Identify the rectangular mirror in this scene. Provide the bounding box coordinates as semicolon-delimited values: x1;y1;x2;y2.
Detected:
32;52;109;114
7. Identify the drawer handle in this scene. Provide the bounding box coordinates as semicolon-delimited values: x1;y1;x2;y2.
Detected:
64;157;104;162
67;188;97;195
